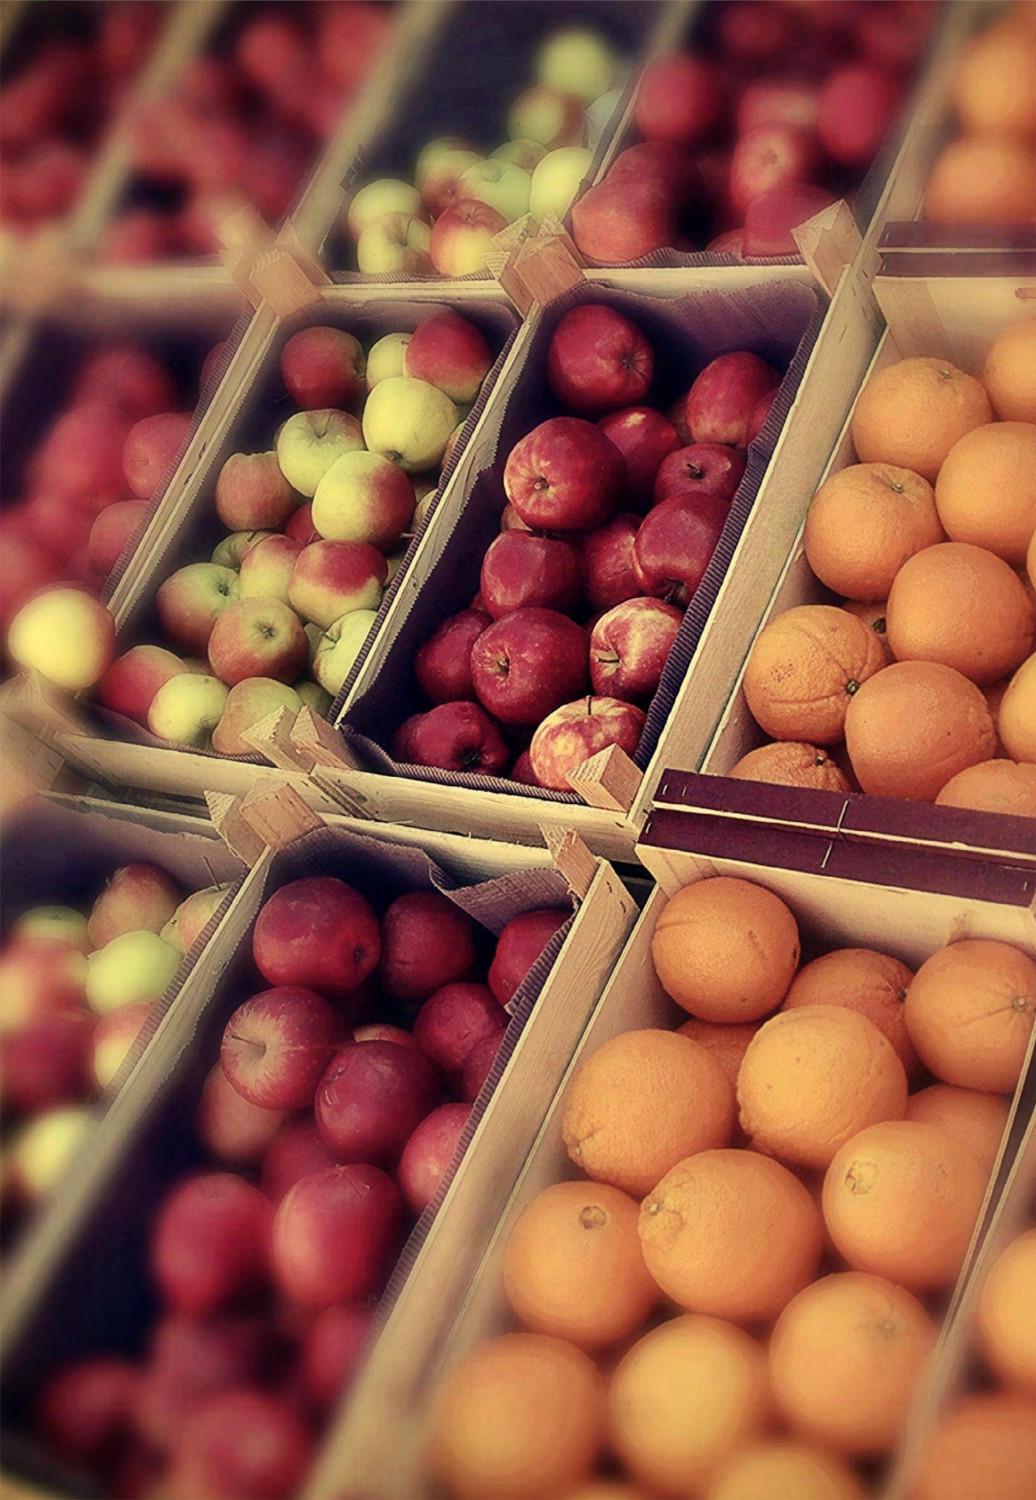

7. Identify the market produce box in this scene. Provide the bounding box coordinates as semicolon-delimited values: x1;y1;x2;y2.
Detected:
0;814;639;1500
322;799;1035;1498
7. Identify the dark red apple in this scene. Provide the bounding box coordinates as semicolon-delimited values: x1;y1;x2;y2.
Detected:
529;696;647;791
488;909;570;1006
730;123;818;216
707;228;745;255
378;891;478;1004
398;1103;471;1216
511;749;538;785
72;344;178;420
480;533;582;620
414;607;491;703
353;1023;416;1049
281;326;366;410
717;2;799;62
653;443;746;506
858;0;938;71
590;597;683;703
35;1357;140;1468
123;411;193;500
633;492;730;607
578;512;644;614
302;1303;375;1412
197;1064;286;1168
633;53;724;148
570;177;674;263
746;388;778;444
742;181;836;256
167;1388;312;1500
315;1040;440;1165
398;701;511;776
685;354;781;449
151;1172;273;1317
596;408;681;512
546;305;654;417
0;1007;93;1112
252;877;381;1001
136;1314;273;1454
411;982;507;1088
221;987;345;1111
87;498;149;576
261;1120;338;1204
817;64;900;168
470;608;589;726
504;417;625;532
34;403;131;501
272;1164;402;1307
461;1031;506;1102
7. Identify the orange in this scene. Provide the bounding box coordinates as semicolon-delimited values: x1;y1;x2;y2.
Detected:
904;938;1036;1093
556;1487;650;1500
768;1272;936;1456
705;1442;867;1500
639;1149;823;1323
1030;527;1036;588
737;1005;908;1169
651;877;800;1023
803;462;943;600
885;542;1035;686
906;1084;1010;1174
843;660;996;800
501;1182;657;1350
742;605;886;745
951;20;1036;139
729;740;851;792
850;356;992;481
608;1315;771;1495
936;758;1036;816
426;1332;605;1500
676;1019;759;1088
842;599;893;663
999;653;1036;761
909;1392;1036;1500
935;422;1036;564
561;1030;735;1198
821;1120;988;1291
924;136;1036;225
781;947;919;1080
976;1227;1036;1393
983;316;1036;422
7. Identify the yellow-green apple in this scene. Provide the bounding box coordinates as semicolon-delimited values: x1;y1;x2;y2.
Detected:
288;540;386;630
535;25;618;103
252;876;381;996
428;199;507;277
530;694;646;789
169;884;233;952
654;442;746;506
312;451;415;550
10;1105;92;1199
590;596;683;702
147;671;230;748
528;145;593;221
304;622;322;664
547;304;655;416
578;513;642;611
413;481;438;527
685;353;781;449
98;644;187;725
503;416;625;530
362;376;458;473
10;906;90;953
493;138;547;173
271;1162;402;1307
295;679;332;715
415;138;483;217
570;175;674;261
818;64;900;168
597;407;681;510
156;563;241;655
457;159;531;223
281;327;366;409
488;908;569;1004
394;701;510;774
403;311;492;405
239;535;302;602
634;54;725;147
0;1008;93;1113
480;532;582;619
92;1000;153;1088
633;491;729;606
8;587;117;691
414;607;491;703
741;181;835;256
211;678;304;756
345;178;423;240
123;411;192;499
470;607;588;725
0;941;87;1032
89;863;182;946
738;77;821;135
211;531;273;569
587;86;624;147
276;410;365;497
730;123;818;215
507;85;586;149
86;930;181;1014
365;333;411;389
312;608;378;696
215;452;299;531
207;597;309;685
222;987;345;1110
356;212;433;275
198;1062;286;1166
88;498;149;576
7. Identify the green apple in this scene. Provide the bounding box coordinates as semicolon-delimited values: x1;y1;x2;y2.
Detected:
457;159;532;224
362;377;458;473
12;1105;92;1199
530;146;594;222
211;531;273;569
304;622;323;665
345;178;423;240
85;929;182;1014
587;87;625;149
11;906;90;953
534;26;618;105
492;139;548;174
8;587;117;691
160;914;182;951
276;410;365;497
366;333;411;390
356;213;433;275
295;679;333;716
147;673;229;748
313;609;378;696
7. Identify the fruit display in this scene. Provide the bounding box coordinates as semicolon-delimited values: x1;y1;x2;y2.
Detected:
417;872;1035;1499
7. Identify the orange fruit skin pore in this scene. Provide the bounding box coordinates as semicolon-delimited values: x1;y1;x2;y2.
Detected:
737;1004;908;1169
705;1441;867;1500
781;946;919;1080
850;356;993;481
742;604;887;745
639;1148;824;1323
427;1332;605;1500
998;653;1036;762
651;876;800;1023
804;462;944;601
909;1392;1036;1500
821;1120;989;1292
768;1271;937;1456
924;136;1036;225
905;1084;1010;1174
904;937;1036;1093
729;740;852;792
935;421;1036;563
976;1227;1036;1394
844;659;997;801
936;758;1036;817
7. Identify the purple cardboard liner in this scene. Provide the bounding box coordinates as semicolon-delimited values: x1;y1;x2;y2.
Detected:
0;821;573;1496
338;275;820;802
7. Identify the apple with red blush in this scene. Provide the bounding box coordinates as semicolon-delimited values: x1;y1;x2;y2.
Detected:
398;1103;471;1216
281;327;366;410
488;909;570;1006
653;442;746;506
414;607;491;703
34;404;131;501
634;491;730;607
72;344;178;421
207;597;309;686
261;1120;337;1204
253;876;381;1000
0;940;88;1032
0;1008;93;1113
378;891;477;1004
123;412;192;500
96;646;185;725
817;64;900;167
596;408;680;511
480;532;582;621
570;177;674;263
607;142;702;210
221;987;345;1111
429;199;507;277
411;982;507;1089
404;311;493;405
546;305;655;417
634;54;725;148
397;701;511;776
729;123;818;216
197;1063;286;1168
216;452;299;532
288;539;386;630
272;1163;402;1308
590;597;683;703
504;417;625;532
529;695;646;791
150;1171;272;1317
156;563;239;654
685;353;781;449
742;181;836;256
87;498;149;576
470;608;588;727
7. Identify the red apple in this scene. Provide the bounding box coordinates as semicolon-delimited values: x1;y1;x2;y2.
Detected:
87;498;149;576
404;311;493;405
97;645;186;725
35;1358;140;1468
221;988;345;1111
285;502;319;546
0;941;87;1032
747;388;778;444
72;344;178;420
197;1064;286;1168
100;208;175;264
470;608;589;726
570;177;674;263
315;1039;439;1165
858;0;938;71
301;1302;376;1411
216;452;299;532
461;1031;505;1102
123;411;192;500
817;64;900;168
429;199;507;277
261;1120;337;1204
135;1314;272;1455
504;417;625;532
742;181;836;256
89;863;182;946
590;597;683;702
596;408;681;511
730;123;818;215
23;493;95;566
207;597;309;686
634;54;724;147
607;142;702;209
576;513;643;613
168;1389;312;1500
398;701;512;776
480;532;582;620
414;607;491;703
717;1;799;62
35;404;131;501
685;354;781;449
529;696;647;790
151;1172;273;1317
0;532;60;631
379;891;477;1003
488;908;570;1006
511;749;538;785
0;1008;93;1113
546;305;655;417
253;877;381;1000
634;491;730;607
737;77;821;136
411;982;507;1088
201;340;227;390
281;327;366;410
708;227;745;255
353;1023;414;1048
288;539;386;630
653;442;746;506
271;1163;402;1307
398;1102;471;1216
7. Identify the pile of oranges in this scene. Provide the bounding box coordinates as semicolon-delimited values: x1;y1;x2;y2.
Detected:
422;875;1036;1499
732;315;1036;816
